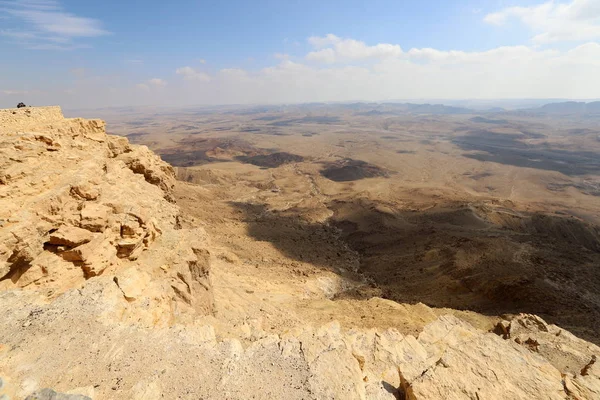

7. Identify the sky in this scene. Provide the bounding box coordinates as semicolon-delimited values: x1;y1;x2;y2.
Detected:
1;0;599;108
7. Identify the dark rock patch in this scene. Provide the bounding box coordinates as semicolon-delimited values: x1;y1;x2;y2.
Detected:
236;152;304;168
320;159;389;182
453;130;600;175
464;171;493;180
269;116;340;127
548;182;600;197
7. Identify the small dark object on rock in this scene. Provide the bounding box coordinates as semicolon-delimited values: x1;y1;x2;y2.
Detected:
17;102;27;108
581;355;597;376
25;388;91;400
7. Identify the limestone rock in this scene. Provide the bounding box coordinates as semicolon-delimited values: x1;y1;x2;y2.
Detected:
498;313;600;399
48;226;95;247
114;267;151;301
62;234;117;277
79;203;111;232
106;135;131;156
117;145;176;200
70;182;100;201
0;106;213;321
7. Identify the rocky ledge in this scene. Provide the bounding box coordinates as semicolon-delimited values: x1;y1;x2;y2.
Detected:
0;106;213;323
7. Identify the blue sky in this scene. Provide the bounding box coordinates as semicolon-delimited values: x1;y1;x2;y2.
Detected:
1;0;599;108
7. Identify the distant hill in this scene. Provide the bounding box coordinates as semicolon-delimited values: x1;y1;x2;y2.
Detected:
404;103;473;114
469;116;508;124
352;102;474;116
539;101;600;115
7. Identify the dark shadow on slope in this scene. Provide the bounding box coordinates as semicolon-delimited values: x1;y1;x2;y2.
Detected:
327;199;600;344
230;198;600;345
268;116;341;127
453;130;600;175
236;152;304;168
548;182;600;197
320;158;390;182
158;138;258;167
228;202;362;276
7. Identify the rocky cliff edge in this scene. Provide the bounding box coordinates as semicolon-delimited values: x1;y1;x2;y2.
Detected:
0;106;213;323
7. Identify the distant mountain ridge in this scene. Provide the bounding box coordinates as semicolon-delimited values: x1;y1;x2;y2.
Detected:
539;101;600;114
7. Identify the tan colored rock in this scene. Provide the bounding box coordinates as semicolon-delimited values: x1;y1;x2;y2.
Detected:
16;264;48;288
566;361;600;399
159;228;214;316
48;226;95;247
114;267;151;301
116;237;144;260
62;234;118;277
70;182;100;200
118;145;176;199
498;313;600;399
398;316;568;400
0;222;50;279
0;106;213;320
107;135;132;156
79;203;112;232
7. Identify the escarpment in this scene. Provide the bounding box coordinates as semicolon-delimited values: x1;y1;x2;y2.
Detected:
0;106;214;323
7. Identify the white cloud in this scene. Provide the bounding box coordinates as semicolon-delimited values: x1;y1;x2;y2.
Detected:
148;78;167;87
2;90;29;95
308;33;341;48
175;66;211;82
135;78;166;91
306;48;336;63
0;0;109;49
484;0;600;43
202;42;600;102
407;45;559;64
306;34;403;63
199;59;206;64
4;34;600;108
0;29;37;40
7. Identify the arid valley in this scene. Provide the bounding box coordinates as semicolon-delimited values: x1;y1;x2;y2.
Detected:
1;103;600;399
85;102;600;343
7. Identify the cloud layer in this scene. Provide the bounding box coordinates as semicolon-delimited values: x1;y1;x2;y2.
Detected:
0;0;109;49
484;0;600;43
176;67;211;82
1;0;599;108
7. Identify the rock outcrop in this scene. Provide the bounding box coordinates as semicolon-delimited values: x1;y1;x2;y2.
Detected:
1;107;599;399
0;106;213;325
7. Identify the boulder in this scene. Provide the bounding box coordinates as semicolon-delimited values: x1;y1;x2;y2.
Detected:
497;313;600;399
48;226;95;247
400;316;566;400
